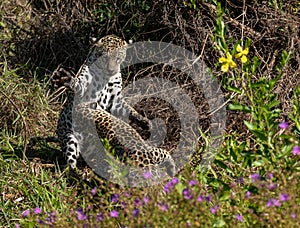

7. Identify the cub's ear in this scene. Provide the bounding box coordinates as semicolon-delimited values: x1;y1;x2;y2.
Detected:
128;39;133;44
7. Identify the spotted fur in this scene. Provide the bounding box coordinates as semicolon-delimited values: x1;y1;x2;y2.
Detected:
56;35;175;177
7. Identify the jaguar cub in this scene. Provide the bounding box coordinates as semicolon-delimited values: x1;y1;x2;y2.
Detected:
56;35;175;177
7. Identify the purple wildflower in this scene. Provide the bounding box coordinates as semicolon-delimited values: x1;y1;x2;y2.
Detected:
91;187;97;196
132;208;139;217
188;180;197;186
110;210;119;218
291;213;296;219
121;202;127;209
210;205;219;214
182;188;193;200
46;211;56;223
197;195;204;203
245;191;251;199
236;214;243;222
279;121;289;129
123;191;131;197
34;207;41;215
76;209;87;221
38;219;45;225
111;194;119;203
266;198;274;207
268;183;277;191
250;173;261;182
171;177;179;184
157;202;168;211
22;209;30;217
15;224;20;228
164;178;178;194
266;172;274;180
237;176;243;184
164;182;173;194
267;198;281;207
205;194;211;202
143;196;150;204
292;146;300;155
273;199;281;206
279;193;289;202
96;213;104;222
134;197;143;206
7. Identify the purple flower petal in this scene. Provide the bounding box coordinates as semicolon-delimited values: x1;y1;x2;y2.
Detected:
143;196;150;204
273;199;281;206
34;207;41;215
279;121;289;129
123;192;130;197
245;191;251;199
76;209;87;221
22;209;30;217
96;213;104;222
134;197;143;206
236;214;243;222
250;173;261;182
110;210;119;218
111;194;119;203
210;205;218;214
237;176;243;184
132;208;139;217
197;195;204;203
182;188;193;200
266;199;273;207
46;211;56;223
279;193;289;202
266;173;274;180
292;146;300;155
267;183;277;191
206;194;211;202
188;180;197;186
157;202;168;211
171;177;179;185
267;198;281;207
121;201;127;209
91;187;97;196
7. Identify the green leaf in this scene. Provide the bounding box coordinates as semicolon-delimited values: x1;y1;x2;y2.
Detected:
214;160;234;175
209;178;220;188
252;130;267;141
244;120;257;131
175;182;185;195
252;160;265;167
219;190;231;201
267;100;281;109
0;21;6;28
226;85;242;94
228;103;251;112
213;219;226;227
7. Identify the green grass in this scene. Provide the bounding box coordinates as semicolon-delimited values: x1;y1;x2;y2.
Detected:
1;0;299;227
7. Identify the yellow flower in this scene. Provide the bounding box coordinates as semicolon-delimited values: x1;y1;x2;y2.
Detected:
235;44;249;63
219;52;236;72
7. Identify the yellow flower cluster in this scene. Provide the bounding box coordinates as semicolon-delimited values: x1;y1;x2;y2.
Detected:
219;44;249;72
219;52;236;73
235;44;249;63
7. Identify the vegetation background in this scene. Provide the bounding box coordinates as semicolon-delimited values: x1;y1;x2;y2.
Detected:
0;0;299;227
